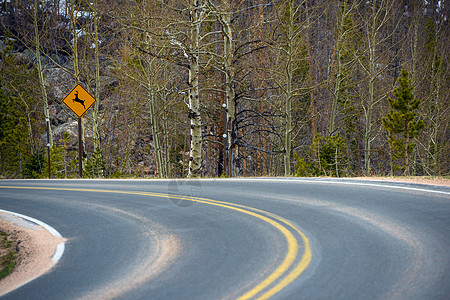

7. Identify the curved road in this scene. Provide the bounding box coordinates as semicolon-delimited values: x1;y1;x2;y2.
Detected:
0;178;449;299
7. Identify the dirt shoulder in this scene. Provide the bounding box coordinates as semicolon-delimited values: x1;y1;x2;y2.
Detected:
0;218;65;296
350;176;449;187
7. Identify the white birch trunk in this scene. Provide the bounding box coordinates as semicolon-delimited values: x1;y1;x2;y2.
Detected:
222;0;235;176
92;0;101;151
188;0;203;177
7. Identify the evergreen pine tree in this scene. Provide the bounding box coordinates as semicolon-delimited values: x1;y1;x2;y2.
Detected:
310;132;348;177
382;69;425;175
84;147;106;178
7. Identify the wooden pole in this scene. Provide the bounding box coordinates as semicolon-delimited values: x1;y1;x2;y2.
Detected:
46;118;51;178
78;117;83;178
223;103;228;176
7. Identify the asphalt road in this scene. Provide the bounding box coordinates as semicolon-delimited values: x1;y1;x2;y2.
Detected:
0;178;449;299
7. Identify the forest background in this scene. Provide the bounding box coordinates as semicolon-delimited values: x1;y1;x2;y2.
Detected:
0;0;448;179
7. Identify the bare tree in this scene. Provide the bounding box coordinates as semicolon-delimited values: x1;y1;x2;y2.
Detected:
1;0;55;147
329;0;358;135
354;0;401;175
270;0;311;176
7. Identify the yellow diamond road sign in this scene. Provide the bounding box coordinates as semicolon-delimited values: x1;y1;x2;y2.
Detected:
62;84;96;118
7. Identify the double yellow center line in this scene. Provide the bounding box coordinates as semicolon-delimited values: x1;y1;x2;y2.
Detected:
0;185;312;299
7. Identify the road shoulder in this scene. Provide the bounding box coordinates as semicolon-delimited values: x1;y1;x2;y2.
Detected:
0;214;65;296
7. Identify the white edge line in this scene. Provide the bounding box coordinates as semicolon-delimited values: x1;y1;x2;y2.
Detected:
196;178;450;195
52;243;65;262
0;208;65;262
284;179;450;195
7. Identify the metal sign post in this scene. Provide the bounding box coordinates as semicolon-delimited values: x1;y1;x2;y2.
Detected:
62;84;96;178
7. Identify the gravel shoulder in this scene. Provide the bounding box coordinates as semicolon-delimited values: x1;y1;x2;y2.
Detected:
351;176;449;187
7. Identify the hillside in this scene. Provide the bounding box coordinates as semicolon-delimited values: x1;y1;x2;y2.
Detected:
0;0;448;178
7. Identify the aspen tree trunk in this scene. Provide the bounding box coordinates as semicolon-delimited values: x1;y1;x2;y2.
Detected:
430;75;441;175
282;0;300;176
69;0;84;176
363;4;377;177
364;78;374;176
92;0;101;151
222;0;235;176
284;21;293;177
306;1;316;143
329;45;341;135
14;94;34;154
70;0;80;84
188;0;203;177
308;48;315;142
410;10;422;175
405;122;410;176
34;0;53;147
274;0;308;176
163;109;170;177
358;0;398;176
428;25;444;175
149;89;164;177
330;3;350;135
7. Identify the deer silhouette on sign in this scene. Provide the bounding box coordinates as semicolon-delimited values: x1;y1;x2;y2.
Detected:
73;91;86;109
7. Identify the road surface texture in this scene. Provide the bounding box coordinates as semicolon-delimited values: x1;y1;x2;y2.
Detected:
0;178;449;299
